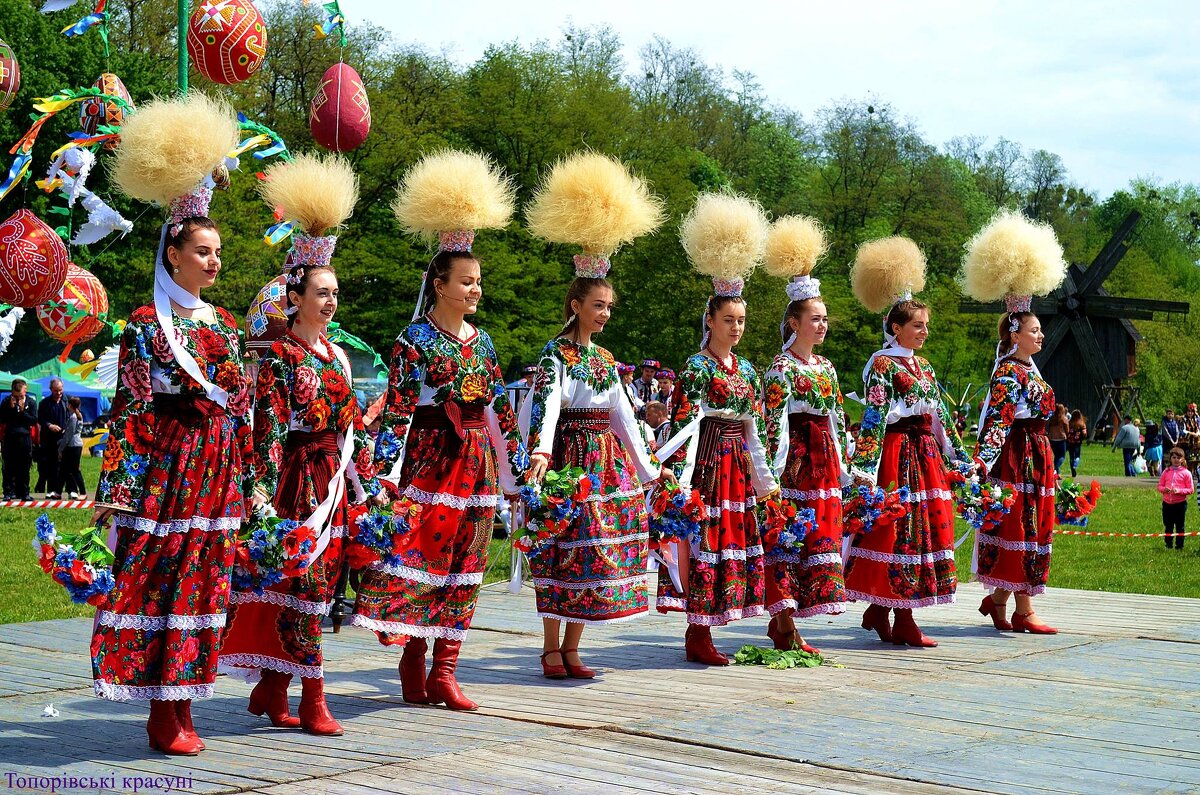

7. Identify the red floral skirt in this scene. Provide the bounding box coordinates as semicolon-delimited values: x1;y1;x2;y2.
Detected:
657;418;765;625
766;413;849;618
975;419;1055;595
221;430;348;681
351;406;498;643
91;395;245;701
843;415;957;610
532;409;649;624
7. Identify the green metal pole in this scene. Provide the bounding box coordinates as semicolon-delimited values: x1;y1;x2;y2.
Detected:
177;0;189;94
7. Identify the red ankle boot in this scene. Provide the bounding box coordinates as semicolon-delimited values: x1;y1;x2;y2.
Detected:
891;608;938;647
1011;611;1057;634
174;699;205;751
298;676;344;736
146;700;202;756
978;594;1012;631
399;638;431;703
248;670;300;728
426;639;478;711
861;603;893;643
684;624;729;665
766;615;796;650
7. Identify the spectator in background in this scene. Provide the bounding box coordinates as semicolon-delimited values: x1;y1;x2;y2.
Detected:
1162;408;1181;451
1066;410;1087;477
521;364;538;388
1144;421;1163;477
56;396;86;499
645;400;671;449
37;378;68;498
1182;403;1200;475
1158;447;1192;550
618;364;643;412
633;359;658;406
654;369;675;404
1112;415;1141;477
1047;403;1070;474
0;379;37;500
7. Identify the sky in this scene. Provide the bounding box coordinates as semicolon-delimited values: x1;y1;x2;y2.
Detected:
352;0;1200;199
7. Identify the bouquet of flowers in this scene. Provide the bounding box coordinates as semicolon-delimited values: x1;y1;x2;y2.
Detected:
33;513;115;606
948;470;1015;533
760;496;818;557
842;483;908;536
345;496;423;569
1056;479;1102;526
232;507;318;593
647;480;705;551
513;466;598;559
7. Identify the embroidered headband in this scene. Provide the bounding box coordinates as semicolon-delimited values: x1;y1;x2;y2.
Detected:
167;186;214;237
712;277;745;297
786;275;822;302
438;229;475;253
573;253;611;279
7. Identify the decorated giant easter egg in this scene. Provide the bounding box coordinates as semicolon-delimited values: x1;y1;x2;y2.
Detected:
0;38;19;112
37;264;109;345
186;0;268;85
309;62;371;152
245;253;294;358
0;210;70;307
79;73;133;147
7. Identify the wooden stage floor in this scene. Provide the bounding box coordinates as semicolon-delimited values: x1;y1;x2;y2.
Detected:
1;582;1197;794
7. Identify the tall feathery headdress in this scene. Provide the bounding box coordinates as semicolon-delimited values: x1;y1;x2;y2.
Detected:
851;236;928;387
392;149;515;319
258;152;359;308
959;209;1067;333
764;215;828;347
526;151;664;279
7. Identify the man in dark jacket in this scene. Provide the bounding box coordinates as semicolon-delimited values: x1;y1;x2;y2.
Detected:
1111;415;1141;477
37;378;68;498
0;379;37;500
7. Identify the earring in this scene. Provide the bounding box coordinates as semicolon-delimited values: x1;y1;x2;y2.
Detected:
173;266;180;274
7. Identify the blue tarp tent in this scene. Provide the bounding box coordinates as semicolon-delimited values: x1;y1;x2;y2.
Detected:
31;375;111;422
0;371;43;399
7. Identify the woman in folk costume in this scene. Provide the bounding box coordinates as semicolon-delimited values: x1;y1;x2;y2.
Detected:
656;193;780;665
351;151;529;711
961;210;1068;635
90;95;253;754
519;153;671;678
760;216;851;654
220;154;382;734
843;238;975;648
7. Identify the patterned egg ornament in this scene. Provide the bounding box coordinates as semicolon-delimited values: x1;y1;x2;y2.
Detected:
309;62;371;152
37;264;109;346
186;0;268;85
0;210;70;307
0;38;19;112
79;73;133;147
245;252;294;358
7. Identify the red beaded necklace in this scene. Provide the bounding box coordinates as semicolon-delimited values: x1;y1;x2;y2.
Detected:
287;329;334;364
704;347;738;375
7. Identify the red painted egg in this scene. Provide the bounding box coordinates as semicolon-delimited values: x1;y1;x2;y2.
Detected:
0;38;19;112
309;62;371;152
0;210;70;308
37;264;109;345
186;0;268;86
245;254;293;358
79;73;133;148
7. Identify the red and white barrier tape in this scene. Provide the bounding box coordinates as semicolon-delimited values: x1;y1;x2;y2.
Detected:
1;498;94;509
1056;529;1200;538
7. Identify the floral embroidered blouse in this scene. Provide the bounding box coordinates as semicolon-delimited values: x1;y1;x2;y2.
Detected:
373;318;528;493
96;304;254;510
851;354;971;483
668;352;777;496
519;338;660;483
975;358;1056;473
762;351;850;481
252;333;382;503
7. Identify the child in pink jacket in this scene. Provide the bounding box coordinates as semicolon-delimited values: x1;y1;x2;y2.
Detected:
1158;447;1193;549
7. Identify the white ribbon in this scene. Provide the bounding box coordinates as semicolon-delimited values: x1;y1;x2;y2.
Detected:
153;223;228;407
655;407;705;463
301;343;356;566
649;547;684;593
860;329;914;393
508;500;525;593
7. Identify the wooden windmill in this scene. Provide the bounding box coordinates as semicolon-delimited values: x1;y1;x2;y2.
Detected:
961;210;1189;437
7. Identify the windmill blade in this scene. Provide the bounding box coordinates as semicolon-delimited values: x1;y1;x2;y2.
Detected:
1075;210;1140;296
1084;295;1190;320
1068;314;1113;388
958;297;1058;315
1036;314;1070;362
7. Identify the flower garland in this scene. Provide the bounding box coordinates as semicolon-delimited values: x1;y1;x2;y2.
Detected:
513;466;599;558
345;496;423;569
760;495;818;556
647;481;705;551
32;513;115;606
842;484;908;536
232;508;318;594
948;470;1015;533
1056;479;1102;527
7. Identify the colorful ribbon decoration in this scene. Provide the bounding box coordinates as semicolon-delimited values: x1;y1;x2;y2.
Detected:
59;0;109;57
326;322;386;376
313;1;348;47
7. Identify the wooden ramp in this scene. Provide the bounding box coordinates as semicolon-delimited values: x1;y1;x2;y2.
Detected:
1;582;1197;794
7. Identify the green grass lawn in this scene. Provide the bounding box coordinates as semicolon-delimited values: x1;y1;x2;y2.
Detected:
2;449;1194;625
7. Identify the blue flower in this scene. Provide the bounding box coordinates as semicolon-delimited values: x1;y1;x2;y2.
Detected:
35;513;56;544
861;407;882;432
376;430;401;460
519;485;542;513
511;446;531;473
408;323;437;347
123;454;148;477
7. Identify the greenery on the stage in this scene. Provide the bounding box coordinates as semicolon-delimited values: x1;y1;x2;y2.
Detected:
3;0;1200;415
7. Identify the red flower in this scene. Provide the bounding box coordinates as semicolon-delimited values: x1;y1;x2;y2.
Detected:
125;414;156;454
196;327;227;363
461;345;474;359
307;398;332;431
181;636;199;662
282;532;301;557
69;559;94;586
280;343;305;366
255;366;277;400
574;477;594;501
709;377;730;403
38;544;55;573
427;354;455;387
322;369;350;403
215;361;243;393
344;544;380;568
